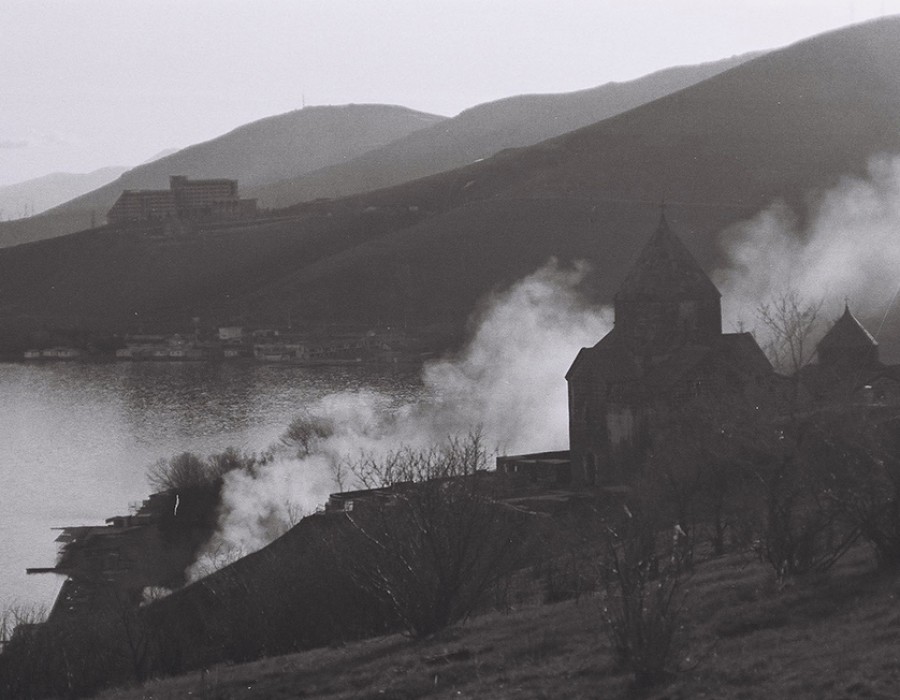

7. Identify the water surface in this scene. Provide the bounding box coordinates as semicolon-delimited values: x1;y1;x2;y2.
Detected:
0;361;420;612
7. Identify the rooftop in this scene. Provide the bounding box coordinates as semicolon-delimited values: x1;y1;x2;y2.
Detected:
614;211;721;302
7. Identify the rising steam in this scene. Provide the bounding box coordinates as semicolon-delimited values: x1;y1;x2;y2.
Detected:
715;153;900;347
188;155;900;579
187;260;612;579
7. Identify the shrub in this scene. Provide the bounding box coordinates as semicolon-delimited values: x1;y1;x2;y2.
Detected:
816;414;900;569
147;451;217;492
147;448;260;494
597;505;688;689
281;410;334;457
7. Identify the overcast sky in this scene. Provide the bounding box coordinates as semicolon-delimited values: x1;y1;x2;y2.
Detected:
3;0;900;186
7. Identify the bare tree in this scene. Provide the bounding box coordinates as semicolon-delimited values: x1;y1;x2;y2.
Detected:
644;392;768;557
147;448;259;493
597;503;689;689
146;451;211;492
756;289;824;375
0;605;56;698
646;388;857;585
753;452;856;584
810;411;900;569
339;432;528;638
0;602;47;656
280;410;334;458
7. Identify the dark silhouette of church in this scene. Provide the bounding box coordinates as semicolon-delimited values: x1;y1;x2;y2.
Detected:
565;211;773;485
498;210;900;487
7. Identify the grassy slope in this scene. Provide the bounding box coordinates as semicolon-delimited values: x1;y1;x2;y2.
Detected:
98;545;900;699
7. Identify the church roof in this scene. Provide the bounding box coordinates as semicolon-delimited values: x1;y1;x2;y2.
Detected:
566;331;772;400
817;304;878;349
565;328;638;383
614;211;721;302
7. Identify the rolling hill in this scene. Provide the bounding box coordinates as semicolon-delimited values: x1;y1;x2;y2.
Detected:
0;104;445;248
228;17;900;349
0;53;755;251
247;52;759;209
1;17;900;357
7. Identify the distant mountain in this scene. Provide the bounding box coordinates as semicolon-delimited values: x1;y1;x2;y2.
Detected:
0;167;128;220
249;52;760;208
218;18;900;337
0;55;754;250
2;18;900;356
0;104;445;247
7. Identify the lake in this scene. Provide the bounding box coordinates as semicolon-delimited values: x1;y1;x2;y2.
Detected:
0;361;422;613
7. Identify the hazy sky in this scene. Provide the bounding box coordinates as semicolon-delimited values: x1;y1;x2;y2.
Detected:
3;0;900;186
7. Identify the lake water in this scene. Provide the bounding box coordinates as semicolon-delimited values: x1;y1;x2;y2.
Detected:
0;361;421;613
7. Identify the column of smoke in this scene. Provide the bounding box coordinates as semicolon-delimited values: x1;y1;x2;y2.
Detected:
187;260;612;580
715;154;900;355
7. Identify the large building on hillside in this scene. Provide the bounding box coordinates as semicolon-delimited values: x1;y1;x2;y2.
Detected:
565;211;776;485
107;175;258;225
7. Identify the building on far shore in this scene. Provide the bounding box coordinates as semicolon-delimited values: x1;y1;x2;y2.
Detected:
107;175;258;225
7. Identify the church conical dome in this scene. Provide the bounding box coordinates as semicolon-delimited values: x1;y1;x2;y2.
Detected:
615;212;721;303
816;304;879;367
613;212;722;348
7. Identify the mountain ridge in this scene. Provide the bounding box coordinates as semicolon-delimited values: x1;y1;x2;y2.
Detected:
0;104;445;248
248;52;761;209
1;18;900;357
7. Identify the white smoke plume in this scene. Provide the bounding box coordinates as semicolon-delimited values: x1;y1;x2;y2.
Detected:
420;259;612;454
188;260;612;580
716;154;900;348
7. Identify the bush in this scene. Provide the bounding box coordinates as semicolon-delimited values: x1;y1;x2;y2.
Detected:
147;451;216;492
749;417;861;584
281;411;334;457
148;449;260;547
147;448;260;493
812;414;900;569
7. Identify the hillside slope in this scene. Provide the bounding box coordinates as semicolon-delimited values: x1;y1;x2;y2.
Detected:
2;18;900;354
249;53;758;209
0;104;444;248
98;546;900;700
232;17;900;347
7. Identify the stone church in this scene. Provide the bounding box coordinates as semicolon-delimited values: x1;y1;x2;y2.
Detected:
498;210;900;487
565;212;774;485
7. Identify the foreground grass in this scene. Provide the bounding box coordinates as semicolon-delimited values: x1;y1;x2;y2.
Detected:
98;546;900;699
